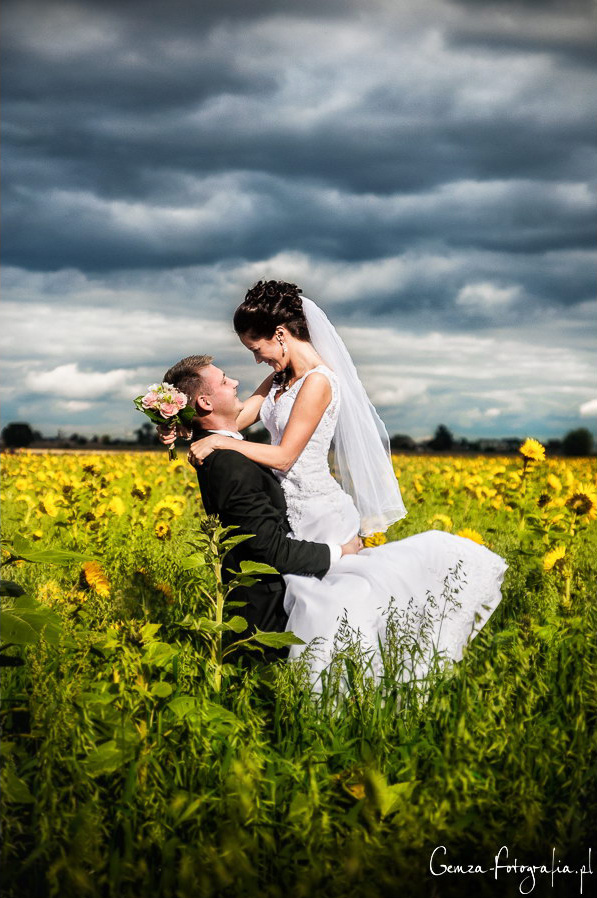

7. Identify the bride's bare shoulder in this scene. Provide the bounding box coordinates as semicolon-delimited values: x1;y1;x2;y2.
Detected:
295;370;332;404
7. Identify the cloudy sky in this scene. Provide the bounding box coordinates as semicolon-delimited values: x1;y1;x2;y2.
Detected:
2;0;596;441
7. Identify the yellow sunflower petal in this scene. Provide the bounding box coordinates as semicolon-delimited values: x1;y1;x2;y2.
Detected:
519;438;546;462
456;528;485;545
543;546;566;572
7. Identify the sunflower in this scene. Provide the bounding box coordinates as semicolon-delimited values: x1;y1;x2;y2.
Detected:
543;546;566;572
81;561;111;597
155;521;171;540
155;582;174;601
563;468;575;488
547;473;562;492
40;494;61;517
456;528;485;545
428;514;453;531
344;782;366;800
565;484;597;520
37;579;63;606
15;494;35;510
108;496;126;516
519;438;546;462
153;495;186;518
131;480;151;500
363;531;387;547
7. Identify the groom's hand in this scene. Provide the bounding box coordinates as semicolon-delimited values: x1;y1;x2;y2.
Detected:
341;535;363;556
157;423;177;446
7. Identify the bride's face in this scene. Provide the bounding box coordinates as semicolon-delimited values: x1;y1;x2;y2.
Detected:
239;331;288;372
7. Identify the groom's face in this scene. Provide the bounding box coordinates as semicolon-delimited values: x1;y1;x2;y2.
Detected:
197;364;243;418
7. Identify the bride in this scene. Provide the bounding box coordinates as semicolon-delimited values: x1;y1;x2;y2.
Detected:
187;280;507;684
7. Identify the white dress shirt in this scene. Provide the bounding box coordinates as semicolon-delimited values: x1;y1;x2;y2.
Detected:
207;429;342;564
208;429;244;440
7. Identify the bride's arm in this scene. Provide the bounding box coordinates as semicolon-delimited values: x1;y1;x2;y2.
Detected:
189;373;332;471
235;373;275;431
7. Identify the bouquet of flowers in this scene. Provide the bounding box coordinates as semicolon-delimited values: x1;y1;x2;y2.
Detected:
133;383;196;460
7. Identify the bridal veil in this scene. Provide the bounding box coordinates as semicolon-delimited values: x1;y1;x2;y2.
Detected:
301;296;407;535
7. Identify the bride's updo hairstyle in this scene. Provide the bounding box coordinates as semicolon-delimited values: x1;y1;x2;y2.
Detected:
233;280;311;342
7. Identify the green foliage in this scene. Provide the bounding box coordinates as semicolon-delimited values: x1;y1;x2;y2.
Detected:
1;594;64;647
1;536;81;657
1;454;596;897
1;421;35;448
562;427;594;457
173;516;304;690
5;535;92;565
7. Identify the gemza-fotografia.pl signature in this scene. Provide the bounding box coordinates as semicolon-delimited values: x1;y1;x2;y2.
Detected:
429;845;593;894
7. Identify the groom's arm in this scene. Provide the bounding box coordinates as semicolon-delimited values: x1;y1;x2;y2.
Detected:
204;452;331;579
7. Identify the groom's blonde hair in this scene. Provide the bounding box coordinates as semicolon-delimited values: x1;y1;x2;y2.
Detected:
164;354;214;405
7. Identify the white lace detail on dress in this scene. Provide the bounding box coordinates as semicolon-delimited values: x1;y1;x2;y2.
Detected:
260;365;348;535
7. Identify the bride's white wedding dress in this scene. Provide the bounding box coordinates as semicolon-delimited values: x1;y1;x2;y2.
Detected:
260;365;507;684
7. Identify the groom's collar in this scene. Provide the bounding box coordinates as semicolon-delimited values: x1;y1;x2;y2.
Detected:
191;424;243;441
208;428;244;440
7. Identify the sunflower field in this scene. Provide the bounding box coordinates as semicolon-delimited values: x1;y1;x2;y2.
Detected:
1;445;596;898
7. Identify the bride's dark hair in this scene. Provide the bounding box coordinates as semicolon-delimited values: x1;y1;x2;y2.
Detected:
233;280;311;341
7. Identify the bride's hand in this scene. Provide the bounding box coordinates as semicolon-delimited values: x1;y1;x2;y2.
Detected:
187;434;221;467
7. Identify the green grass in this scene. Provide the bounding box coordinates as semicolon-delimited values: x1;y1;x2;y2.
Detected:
1;454;596;897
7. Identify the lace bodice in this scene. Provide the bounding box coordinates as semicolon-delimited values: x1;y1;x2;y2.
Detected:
260;365;357;538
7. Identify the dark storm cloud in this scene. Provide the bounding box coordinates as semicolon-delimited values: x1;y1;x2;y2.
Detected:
2;0;595;439
447;1;597;69
4;0;595;272
448;29;597;69
3;20;274;113
5;2;595;199
450;0;594;16
3;171;595;287
53;0;358;27
5;89;594;199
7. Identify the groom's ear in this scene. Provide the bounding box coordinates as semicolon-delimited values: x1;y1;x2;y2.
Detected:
196;394;213;413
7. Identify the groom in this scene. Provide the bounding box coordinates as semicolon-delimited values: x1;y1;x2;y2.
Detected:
161;354;361;657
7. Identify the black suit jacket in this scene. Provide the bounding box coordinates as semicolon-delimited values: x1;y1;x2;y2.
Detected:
193;433;331;648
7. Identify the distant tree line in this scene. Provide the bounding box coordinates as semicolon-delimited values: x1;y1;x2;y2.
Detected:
1;422;42;448
1;420;595;456
389;424;594;456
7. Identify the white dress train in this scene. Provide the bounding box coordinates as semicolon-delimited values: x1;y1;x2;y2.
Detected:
260;365;507;684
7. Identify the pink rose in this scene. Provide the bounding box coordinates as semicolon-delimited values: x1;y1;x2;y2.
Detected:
159;402;178;418
174;392;187;409
142;391;160;409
